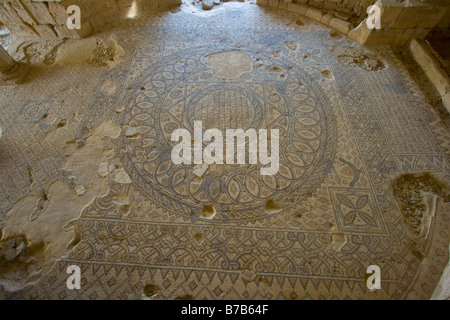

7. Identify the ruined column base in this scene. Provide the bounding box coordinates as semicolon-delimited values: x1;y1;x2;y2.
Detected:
0;62;28;85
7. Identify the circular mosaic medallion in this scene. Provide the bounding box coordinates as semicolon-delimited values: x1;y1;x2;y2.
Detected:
117;48;336;222
185;85;264;131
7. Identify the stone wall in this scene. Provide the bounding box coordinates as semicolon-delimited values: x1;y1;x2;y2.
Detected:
259;0;449;45
0;0;181;39
410;39;450;113
350;0;449;45
1;0;448;44
287;0;375;25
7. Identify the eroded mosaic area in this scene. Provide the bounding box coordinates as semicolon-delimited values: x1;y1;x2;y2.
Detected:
0;3;449;300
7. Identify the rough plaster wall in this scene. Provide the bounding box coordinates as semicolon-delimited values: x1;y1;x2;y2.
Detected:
0;0;182;39
65;0;180;32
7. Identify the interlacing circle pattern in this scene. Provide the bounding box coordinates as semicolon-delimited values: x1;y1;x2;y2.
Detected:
118;48;336;221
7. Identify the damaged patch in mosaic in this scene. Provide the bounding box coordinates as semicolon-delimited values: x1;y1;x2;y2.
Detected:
0;121;121;293
331;45;386;71
392;173;449;239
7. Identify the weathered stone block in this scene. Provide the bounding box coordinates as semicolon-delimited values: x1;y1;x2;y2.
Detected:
48;2;69;25
348;21;372;44
329;18;352;34
321;13;334;26
367;28;410;45
305;6;324;21
6;23;38;37
10;1;36;25
334;11;350;21
410;39;450;97
54;24;80;39
375;0;405;29
0;2;23;25
286;3;308;16
391;1;447;29
34;24;57;38
24;1;56;25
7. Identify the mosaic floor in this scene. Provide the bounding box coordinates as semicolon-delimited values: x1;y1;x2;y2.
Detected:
0;3;449;299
